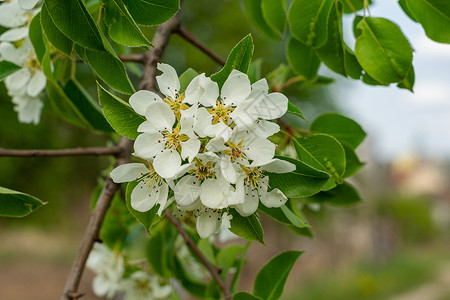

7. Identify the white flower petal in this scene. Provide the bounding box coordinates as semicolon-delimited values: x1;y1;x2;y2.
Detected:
244;138;276;166
27;70;46;97
220;156;236;184
230;100;259;127
153;149;183;179
253;120;280;138
110;163;149;183
18;0;39;10
0;2;29;28
249;78;269;99
11;94;43;124
157;195;173;216
92;275;110;297
261;159;296;173
185;73;219;106
131;180;161;212
5;67;30;92
174;175;201;207
257;92;289;120
234;186;259;217
137;120;156;132
133;132;164;160
261;188;288;208
193;107;213;138
205;121;232;142
196;209;221;239
0;27;29;42
156;63;180;99
129;90;162;115
181;138;200;162
0;41;30;65
221;70;251;106
144;101;175;131
200;178;227;209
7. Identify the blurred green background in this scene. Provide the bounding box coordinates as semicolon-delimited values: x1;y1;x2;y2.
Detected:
1;0;449;299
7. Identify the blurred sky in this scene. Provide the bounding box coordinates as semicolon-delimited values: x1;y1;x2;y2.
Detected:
330;0;450;161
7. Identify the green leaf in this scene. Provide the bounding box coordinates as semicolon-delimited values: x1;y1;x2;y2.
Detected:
244;0;281;40
254;251;303;300
287;36;320;81
41;4;73;56
0;61;21;82
64;79;114;132
280;205;308;228
229;209;264;244
286;101;307;121
122;0;179;26
211;35;254;88
262;0;287;35
104;0;152;47
260;203;309;229
85;47;135;94
310;113;366;149
248;58;263;83
233;292;263;300
288;0;334;47
125;181;163;232
147;222;177;278
353;14;364;38
398;64;415;92
398;0;418;22
46;80;88;127
405;0;450;43
355;17;413;84
100;192;132;249
44;0;105;51
293;134;346;182
0;187;46;217
173;256;208;297
342;0;372;13
307;181;361;206
179;68;199;93
98;84;145;139
267;156;330;198
343;144;365;178
29;13;47;63
217;245;245;280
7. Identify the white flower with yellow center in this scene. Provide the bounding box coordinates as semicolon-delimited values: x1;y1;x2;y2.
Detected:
110;162;173;216
121;271;172;300
86;242;124;299
233;159;296;216
0;0;37;29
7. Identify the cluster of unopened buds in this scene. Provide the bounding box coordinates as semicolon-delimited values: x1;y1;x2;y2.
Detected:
0;0;45;124
111;63;296;239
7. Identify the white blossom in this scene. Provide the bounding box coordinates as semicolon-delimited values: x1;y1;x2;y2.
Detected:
121;271;172;300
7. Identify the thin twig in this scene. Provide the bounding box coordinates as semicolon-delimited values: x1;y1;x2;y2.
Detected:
61;137;133;300
118;53;146;64
165;211;232;300
176;26;226;66
0;146;122;158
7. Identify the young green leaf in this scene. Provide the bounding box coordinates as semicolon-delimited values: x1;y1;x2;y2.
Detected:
267;156;330;198
248;58;263;83
217;245;245;280
41;4;73;56
0;187;46;217
398;0;418;22
293;134;346;182
253;251;303;300
98;84;145;139
44;0;105;51
405;0;450;43
287;36;320;81
286;101;307;121
100;192;132;249
147;223;177;278
262;0;287;35
310;113;366;149
125;181;163;232
29;13;47;63
307;181;361;206
122;0;179;26
211;35;254;88
398;64;415;92
342;0;372;13
244;0;281;40
288;0;334;47
0;61;21;82
103;0;153;47
233;292;263;300
355;17;413;84
229;209;264;244
343;144;365;178
260;203;309;229
64;79;114;132
179;68;199;93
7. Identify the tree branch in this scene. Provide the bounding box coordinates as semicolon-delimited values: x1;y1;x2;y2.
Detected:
176;26;226;66
118;53;145;64
165;211;232;300
61;137;133;300
0;146;122;158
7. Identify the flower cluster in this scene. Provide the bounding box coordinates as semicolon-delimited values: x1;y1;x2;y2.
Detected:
0;0;45;124
87;242;172;300
111;63;295;239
